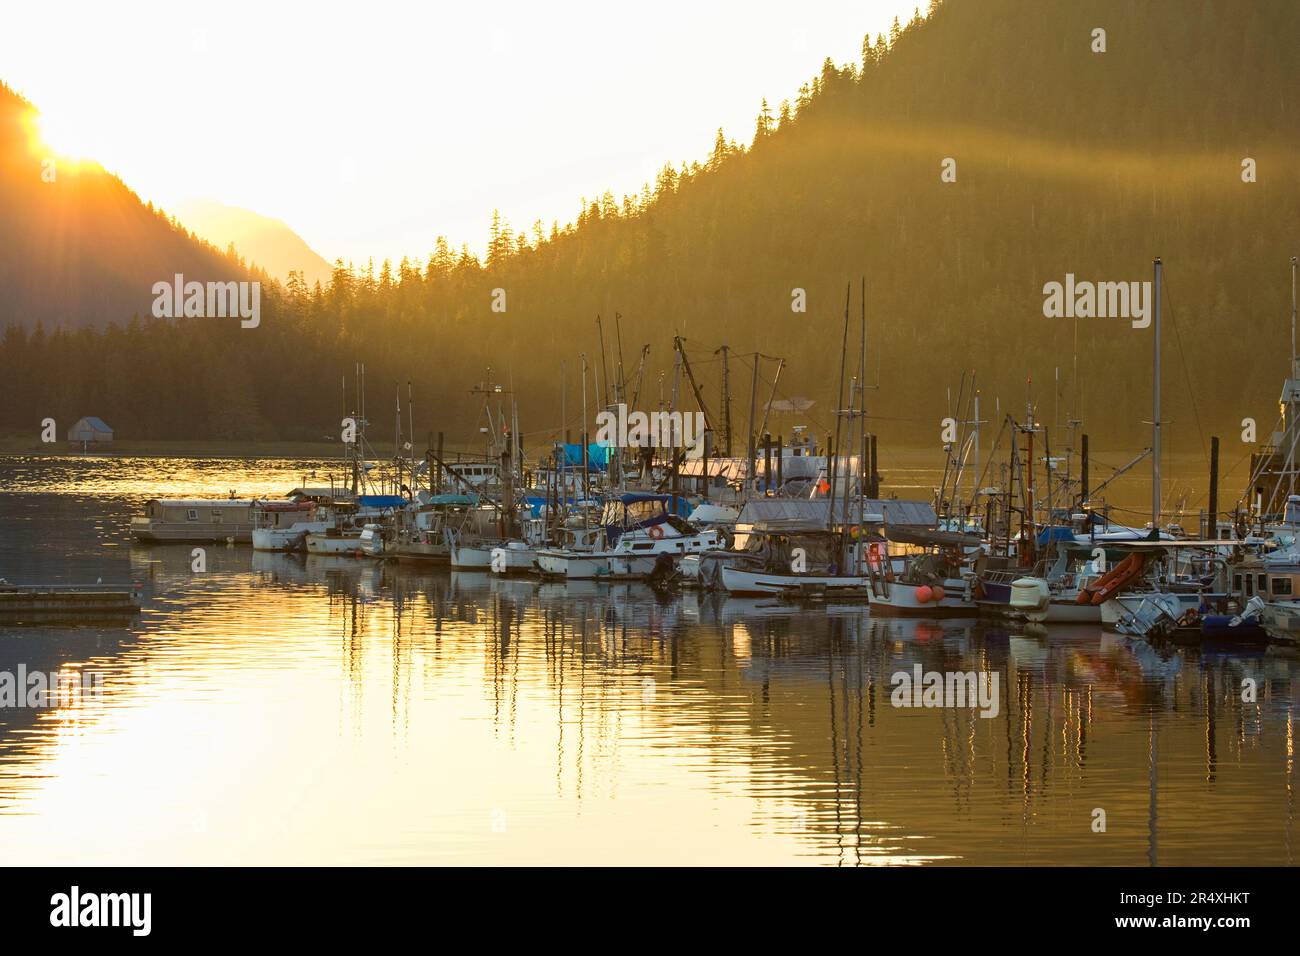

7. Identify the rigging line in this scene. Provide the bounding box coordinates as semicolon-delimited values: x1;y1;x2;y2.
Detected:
1240;410;1287;499
1161;275;1208;463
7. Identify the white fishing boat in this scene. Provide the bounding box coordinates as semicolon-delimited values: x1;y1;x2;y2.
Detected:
448;533;495;569
304;494;408;557
489;518;550;574
250;499;332;551
306;528;368;556
866;526;982;616
489;539;540;573
535;493;719;580
535;526;607;578
719;564;868;596
389;493;481;563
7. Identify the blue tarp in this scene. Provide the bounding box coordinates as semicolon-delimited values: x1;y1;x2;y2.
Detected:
1035;525;1076;548
561;443;608;471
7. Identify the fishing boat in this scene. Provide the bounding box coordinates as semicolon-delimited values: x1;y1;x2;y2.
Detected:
536;493;718;579
304;494;408;556
489;518;550;574
534;525;606;577
447;529;495;569
866;526;982;616
131;496;256;543
250;498;332;551
716;526;870;596
390;493;480;563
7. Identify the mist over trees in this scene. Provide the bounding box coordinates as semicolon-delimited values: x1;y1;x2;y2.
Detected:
3;0;1300;461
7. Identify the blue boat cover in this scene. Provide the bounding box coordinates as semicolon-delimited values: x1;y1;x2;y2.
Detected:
561;444;608;470
358;495;408;509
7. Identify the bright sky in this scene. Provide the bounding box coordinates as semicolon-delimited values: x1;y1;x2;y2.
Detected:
4;0;920;265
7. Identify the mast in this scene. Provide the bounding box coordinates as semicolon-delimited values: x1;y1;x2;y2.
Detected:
858;276;867;537
580;353;590;536
675;337;714;434
559;359;567;526
614;312;627;405
406;381;415;493
1152;256;1162;531
747;353;759;479
596;315;610;409
971;390;981;517
829;283;851;530
1290;256;1298;504
715;344;733;457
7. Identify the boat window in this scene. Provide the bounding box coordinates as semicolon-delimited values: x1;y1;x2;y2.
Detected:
626;499;667;525
1272;577;1293;595
1233;574;1242;592
186;509;198;521
212;509;223;522
1245;576;1253;596
1258;574;1269;593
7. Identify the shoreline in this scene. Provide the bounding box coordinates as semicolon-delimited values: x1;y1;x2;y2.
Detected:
0;438;345;459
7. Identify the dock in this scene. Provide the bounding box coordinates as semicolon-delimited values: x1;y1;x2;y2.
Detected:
0;583;142;617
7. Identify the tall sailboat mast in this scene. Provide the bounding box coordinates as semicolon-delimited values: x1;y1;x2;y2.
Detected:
1151;257;1162;531
1290;256;1298;504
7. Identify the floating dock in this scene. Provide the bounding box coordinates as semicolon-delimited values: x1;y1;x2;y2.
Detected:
0;583;142;618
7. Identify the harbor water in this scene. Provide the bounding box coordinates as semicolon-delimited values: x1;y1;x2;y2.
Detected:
0;455;1295;865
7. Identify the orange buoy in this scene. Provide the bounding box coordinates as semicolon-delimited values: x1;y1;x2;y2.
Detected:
916;585;934;603
931;585;945;602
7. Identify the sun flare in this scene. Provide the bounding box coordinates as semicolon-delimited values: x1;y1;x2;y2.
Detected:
32;109;103;164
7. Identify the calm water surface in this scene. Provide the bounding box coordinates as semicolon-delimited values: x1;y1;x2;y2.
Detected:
0;455;1295;865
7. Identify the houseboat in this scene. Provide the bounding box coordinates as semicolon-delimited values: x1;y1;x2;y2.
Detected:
131;497;257;543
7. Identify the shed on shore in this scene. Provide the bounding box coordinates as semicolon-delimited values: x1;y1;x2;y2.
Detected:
68;416;113;444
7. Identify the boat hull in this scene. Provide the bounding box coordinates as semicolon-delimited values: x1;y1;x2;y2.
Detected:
305;534;366;556
535;550;612;579
131;521;252;544
489;545;539;574
720;566;869;597
252;521;330;551
450;544;494;569
869;580;977;616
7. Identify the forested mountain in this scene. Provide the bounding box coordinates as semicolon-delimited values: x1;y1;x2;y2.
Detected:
2;0;1299;461
0;82;252;331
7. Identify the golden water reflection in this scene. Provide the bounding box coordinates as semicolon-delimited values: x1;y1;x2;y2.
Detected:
0;457;1295;865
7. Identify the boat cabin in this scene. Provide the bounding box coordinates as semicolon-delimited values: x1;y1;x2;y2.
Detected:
131;498;257;543
252;500;317;530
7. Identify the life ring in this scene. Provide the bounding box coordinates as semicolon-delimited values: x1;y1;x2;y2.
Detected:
648;525;665;540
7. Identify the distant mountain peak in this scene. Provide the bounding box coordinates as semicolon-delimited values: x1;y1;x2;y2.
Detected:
171;198;334;288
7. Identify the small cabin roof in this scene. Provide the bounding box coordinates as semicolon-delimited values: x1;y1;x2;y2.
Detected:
72;416;112;431
288;486;347;499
